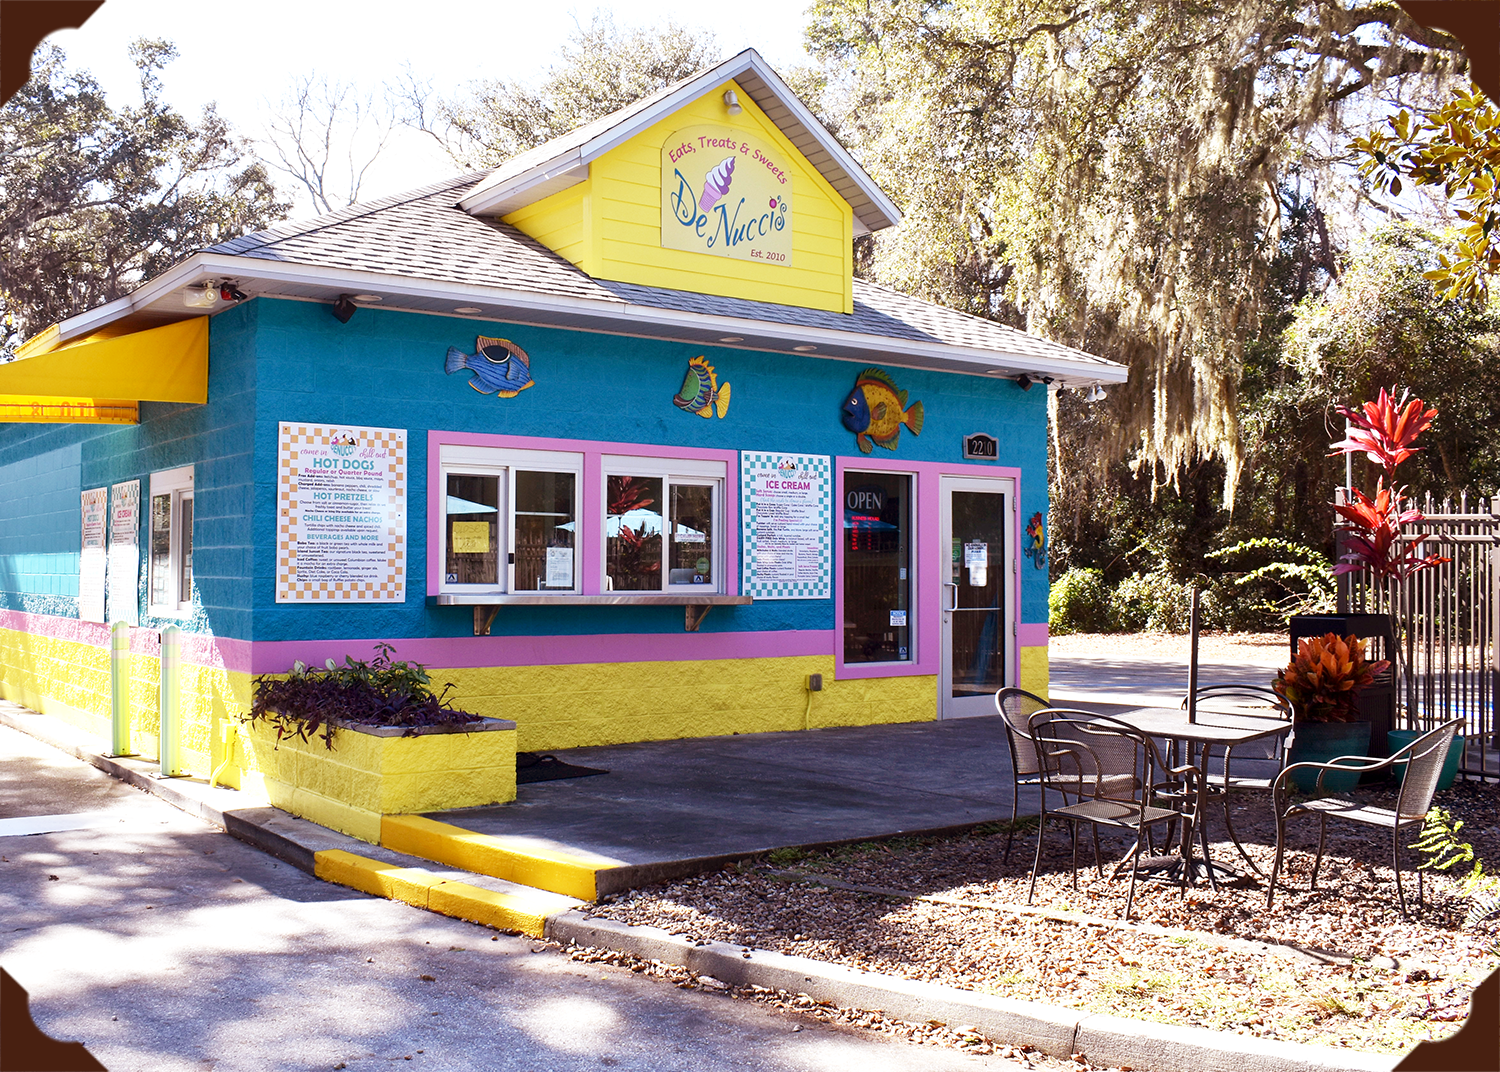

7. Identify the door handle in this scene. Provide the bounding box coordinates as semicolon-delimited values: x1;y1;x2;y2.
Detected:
944;582;958;612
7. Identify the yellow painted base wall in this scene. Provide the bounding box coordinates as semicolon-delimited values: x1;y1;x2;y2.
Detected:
0;624;249;779
436;655;938;752
1019;645;1050;700
235;719;517;843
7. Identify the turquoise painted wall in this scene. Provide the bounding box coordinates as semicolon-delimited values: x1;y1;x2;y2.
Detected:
0;306;258;640
247;298;1049;642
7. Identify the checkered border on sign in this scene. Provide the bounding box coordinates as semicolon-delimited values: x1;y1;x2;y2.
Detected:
739;452;831;600
276;423;407;603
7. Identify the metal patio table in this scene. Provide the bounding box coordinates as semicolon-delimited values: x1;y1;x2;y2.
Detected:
1110;706;1292;890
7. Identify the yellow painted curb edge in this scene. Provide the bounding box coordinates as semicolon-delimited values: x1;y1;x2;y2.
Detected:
313;849;575;938
381;814;608;901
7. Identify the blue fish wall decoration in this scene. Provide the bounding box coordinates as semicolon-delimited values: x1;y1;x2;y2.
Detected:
445;336;535;397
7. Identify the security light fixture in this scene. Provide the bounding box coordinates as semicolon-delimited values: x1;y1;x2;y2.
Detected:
183;285;218;309
331;295;358;324
1016;374;1034;391
723;90;742;115
219;283;248;302
1087;384;1107;402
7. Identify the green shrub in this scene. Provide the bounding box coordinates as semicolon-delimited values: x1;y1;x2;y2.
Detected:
1204;538;1335;631
1049;567;1112;634
1111;571;1192;632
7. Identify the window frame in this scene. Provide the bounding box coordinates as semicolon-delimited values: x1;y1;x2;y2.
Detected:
600;454;726;596
147;465;194;617
437;444;584;596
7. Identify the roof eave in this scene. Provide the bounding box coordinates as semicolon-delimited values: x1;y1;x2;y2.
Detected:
457;49;901;233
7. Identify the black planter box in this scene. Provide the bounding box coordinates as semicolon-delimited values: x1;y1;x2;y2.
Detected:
1289;613;1397;774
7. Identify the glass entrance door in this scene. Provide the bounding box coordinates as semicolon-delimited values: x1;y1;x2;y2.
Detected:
940;476;1014;718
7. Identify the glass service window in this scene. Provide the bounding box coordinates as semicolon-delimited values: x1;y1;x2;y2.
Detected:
148;465;194;616
843;472;912;663
438;446;581;594
602;457;723;593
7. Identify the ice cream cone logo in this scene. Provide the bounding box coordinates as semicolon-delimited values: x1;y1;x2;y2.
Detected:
699;156;735;213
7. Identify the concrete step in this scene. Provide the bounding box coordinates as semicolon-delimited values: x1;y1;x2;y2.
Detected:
380;813;625;901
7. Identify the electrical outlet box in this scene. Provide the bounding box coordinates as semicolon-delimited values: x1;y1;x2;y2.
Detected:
807;673;823;692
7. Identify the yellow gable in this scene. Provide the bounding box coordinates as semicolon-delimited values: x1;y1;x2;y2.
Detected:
502;80;854;314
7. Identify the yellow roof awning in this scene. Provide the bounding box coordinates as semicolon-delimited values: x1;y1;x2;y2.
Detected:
0;318;208;423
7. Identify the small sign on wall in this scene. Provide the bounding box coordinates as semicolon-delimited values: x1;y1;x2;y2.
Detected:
963;433;998;460
108;480;140;625
79;488;108;623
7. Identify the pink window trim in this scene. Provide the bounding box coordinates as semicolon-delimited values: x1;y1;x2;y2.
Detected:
426;430;740;596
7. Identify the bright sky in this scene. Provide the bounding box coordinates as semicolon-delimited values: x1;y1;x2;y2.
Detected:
46;0;815;215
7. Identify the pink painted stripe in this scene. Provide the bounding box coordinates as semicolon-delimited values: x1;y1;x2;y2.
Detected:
1018;622;1049;647
0;609;253;674
248;629;832;675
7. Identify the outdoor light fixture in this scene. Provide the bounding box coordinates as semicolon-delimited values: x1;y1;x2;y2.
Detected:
718;336;743;343
1087;384;1107;402
794;344;817;352
219;283;248;302
183;285;218;309
331;295;358;324
723;90;742;115
1016;374;1033;391
454;306;482;314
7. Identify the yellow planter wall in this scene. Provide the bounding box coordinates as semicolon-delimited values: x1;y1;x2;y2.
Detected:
504;79;854;314
235;718;518;843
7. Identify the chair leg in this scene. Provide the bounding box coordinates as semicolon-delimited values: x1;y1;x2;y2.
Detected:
1028;814;1047;905
1070;822;1080;890
1267;813;1287;911
1221;792;1265;877
1092;825;1104;879
1311;814;1328;891
1197;803;1219;891
1004;781;1021;863
1392;825;1410;919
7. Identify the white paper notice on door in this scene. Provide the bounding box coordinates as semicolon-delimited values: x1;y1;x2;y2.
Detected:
79;488;108;623
546;547;573;589
963;542;988;568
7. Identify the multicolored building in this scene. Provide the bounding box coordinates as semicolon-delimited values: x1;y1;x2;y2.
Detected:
0;49;1126;786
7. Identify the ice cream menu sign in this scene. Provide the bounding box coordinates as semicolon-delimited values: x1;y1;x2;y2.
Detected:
662;125;793;265
740;452;831;600
276;423;407;602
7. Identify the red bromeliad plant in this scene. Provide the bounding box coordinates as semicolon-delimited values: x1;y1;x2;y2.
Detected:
1328;388;1449;583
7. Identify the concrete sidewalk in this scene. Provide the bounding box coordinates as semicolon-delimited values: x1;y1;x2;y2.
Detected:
0;695;1392;1072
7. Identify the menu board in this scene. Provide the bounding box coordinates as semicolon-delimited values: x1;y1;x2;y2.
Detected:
739;452;831;599
79;488;108;622
108;480;140;625
276;423;407;602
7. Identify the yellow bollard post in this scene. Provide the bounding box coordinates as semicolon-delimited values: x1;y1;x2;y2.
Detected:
158;625;182;777
108;621;134;756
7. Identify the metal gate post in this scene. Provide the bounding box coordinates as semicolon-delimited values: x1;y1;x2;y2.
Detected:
158;625;182;777
109;621;134;756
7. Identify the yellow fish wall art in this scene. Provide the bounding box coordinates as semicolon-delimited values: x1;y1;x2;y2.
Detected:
841;367;924;453
673;356;731;418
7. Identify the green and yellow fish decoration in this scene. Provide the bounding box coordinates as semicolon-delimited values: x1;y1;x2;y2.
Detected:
841;367;924;453
673;356;731;419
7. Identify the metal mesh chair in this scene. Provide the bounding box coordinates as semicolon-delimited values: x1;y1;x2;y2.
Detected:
995;687;1052;861
1266;717;1464;918
1178;683;1292;875
1026;708;1196;918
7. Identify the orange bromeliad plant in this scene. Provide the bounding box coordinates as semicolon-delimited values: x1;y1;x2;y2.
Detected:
1274;633;1391;723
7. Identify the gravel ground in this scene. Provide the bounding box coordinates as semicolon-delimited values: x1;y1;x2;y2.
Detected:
592;778;1500;1058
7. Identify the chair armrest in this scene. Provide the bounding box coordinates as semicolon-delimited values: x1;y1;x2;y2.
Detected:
1272;751;1397;799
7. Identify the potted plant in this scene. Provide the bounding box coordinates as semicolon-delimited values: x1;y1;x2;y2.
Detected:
1274;632;1390;791
236;644;516;842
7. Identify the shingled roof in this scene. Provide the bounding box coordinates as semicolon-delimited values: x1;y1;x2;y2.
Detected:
202;173;1122;379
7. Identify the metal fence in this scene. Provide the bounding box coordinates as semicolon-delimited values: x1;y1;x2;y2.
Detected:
1346;492;1499;781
